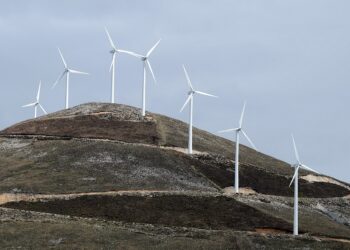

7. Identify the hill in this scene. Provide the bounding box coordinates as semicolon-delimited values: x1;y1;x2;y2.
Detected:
0;103;349;249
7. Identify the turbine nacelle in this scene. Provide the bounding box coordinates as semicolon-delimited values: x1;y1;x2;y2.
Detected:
180;65;217;113
22;81;47;118
118;40;160;86
289;135;319;187
291;163;299;168
52;48;89;109
218;102;257;151
52;48;89;89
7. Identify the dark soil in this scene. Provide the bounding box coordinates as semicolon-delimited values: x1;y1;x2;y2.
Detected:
3;194;292;231
192;154;350;198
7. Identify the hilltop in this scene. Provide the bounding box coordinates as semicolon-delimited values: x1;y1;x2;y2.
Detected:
0;103;349;249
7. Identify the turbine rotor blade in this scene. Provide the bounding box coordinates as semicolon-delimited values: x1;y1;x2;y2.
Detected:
180;94;192;113
118;49;143;58
241;130;257;151
239;102;246;128
52;71;66;88
58;48;67;68
195;91;218;98
218;128;239;133
289;165;300;187
182;65;194;91
146;60;156;83
300;164;319;174
146;39;161;57
104;27;116;49
291;134;300;163
22;102;37;108
36;81;42;101
39;103;47;114
69;69;89;75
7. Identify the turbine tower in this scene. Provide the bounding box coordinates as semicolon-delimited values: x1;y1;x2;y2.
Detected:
218;102;257;193
180;65;217;154
289;135;319;236
22;81;47;118
120;39;161;116
53;48;89;109
105;28;137;103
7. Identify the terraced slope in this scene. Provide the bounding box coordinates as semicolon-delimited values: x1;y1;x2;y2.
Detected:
0;103;349;249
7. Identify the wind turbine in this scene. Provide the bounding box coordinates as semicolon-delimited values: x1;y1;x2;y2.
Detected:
22;81;47;118
105;28;137;103
119;39;161;116
180;65;218;154
52;48;89;109
218;102;257;193
289;135;319;236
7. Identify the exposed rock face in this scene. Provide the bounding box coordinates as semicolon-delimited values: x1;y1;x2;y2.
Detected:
0;103;349;249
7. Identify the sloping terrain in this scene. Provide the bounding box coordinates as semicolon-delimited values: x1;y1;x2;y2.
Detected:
0;102;297;171
0;103;349;249
2;207;350;250
1;103;348;197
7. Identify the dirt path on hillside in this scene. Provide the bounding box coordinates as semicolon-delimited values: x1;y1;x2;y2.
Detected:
0;187;265;206
0;190;223;205
0;134;209;156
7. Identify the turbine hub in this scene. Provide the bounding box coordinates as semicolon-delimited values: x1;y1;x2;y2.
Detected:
141;57;147;61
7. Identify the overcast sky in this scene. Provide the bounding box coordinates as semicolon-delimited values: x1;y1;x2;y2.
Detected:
0;1;349;182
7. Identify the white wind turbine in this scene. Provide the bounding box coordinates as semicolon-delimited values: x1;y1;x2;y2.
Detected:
22;81;47;118
180;65;218;154
105;28;137;103
289;135;319;236
52;48;89;109
218;102;257;193
119;39;161;116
